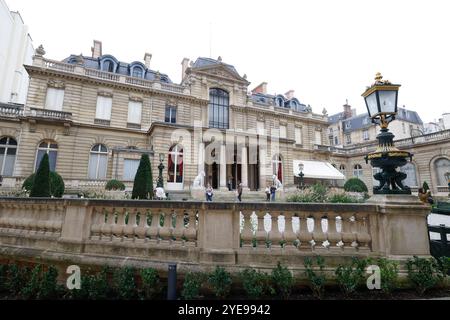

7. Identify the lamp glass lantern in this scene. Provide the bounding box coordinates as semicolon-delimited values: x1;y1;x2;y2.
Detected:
159;153;165;162
298;163;304;172
362;73;400;124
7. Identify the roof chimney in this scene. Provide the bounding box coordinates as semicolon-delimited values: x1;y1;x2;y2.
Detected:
343;100;352;119
91;40;102;59
144;53;152;68
285;90;295;100
251;82;268;94
181;58;190;81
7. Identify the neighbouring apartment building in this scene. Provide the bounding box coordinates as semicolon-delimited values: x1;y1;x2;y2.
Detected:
0;0;34;105
0;40;449;196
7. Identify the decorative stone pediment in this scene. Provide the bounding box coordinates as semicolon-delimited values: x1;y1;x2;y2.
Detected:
191;64;250;86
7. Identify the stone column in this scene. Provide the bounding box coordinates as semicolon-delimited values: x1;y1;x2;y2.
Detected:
220;143;227;189
259;147;267;189
198;142;205;175
241;146;248;188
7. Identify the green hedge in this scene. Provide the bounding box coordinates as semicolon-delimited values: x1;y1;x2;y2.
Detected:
105;179;126;191
23;170;65;198
344;178;368;193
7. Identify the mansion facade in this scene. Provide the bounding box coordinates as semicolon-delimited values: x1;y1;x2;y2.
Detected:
0;41;449;197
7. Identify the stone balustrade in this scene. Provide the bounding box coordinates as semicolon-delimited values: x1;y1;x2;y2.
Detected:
0;103;24;118
0;196;431;273
29;107;72;121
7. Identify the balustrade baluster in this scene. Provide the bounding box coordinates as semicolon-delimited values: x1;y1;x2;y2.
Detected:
184;210;197;247
145;210;160;244
283;212;298;249
268;211;282;249
312;214;327;251
326;213;342;251
90;207;103;240
298;212;313;250
241;211;254;248
123;208;137;241
159;210;174;245
134;210;149;242
255;211;267;248
355;213;371;252
172;210;186;246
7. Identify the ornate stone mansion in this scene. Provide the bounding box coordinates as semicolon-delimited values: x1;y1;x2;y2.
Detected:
0;40;449;197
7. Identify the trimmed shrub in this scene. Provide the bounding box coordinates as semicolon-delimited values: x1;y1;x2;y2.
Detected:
240;268;269;299
140;268;161;299
181;272;205;300
207;267;232;299
132;154;154;200
30;153;51;197
422;181;430;192
335;257;368;297
105;179;126;191
113;267;137;300
38;266;59;299
304;257;326;299
344;178;368;193
376;258;399;294
271;262;294;299
23;171;65;198
406;256;444;295
21;265;42;299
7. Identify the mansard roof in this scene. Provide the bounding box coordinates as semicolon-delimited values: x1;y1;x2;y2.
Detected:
330;107;423;132
192;57;239;74
250;92;309;112
63;54;172;83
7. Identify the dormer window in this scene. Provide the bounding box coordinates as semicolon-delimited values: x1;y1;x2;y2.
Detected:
275;96;284;107
132;68;143;78
130;63;145;78
102;60;115;72
100;57;118;73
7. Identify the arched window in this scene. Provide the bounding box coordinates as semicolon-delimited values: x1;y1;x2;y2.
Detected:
88;144;108;179
208;88;229;129
35;141;58;172
272;154;283;183
167;145;184;184
131;66;144;78
102;59;115;72
400;162;418;187
0;137;17;176
353;164;363;178
339;164;346;177
434;158;450;186
275;96;284;107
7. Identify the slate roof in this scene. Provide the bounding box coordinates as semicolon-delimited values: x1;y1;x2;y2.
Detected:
63;55;172;83
329;107;423;132
249;92;309;112
192;57;239;75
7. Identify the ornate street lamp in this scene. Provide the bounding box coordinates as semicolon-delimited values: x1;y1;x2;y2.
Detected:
298;163;305;189
363;73;413;194
157;153;165;188
445;172;450;198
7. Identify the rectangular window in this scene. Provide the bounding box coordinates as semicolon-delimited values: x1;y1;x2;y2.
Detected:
295;127;302;144
165;106;176;123
257;121;265;135
95;96;112;120
280;125;287;139
346;134;351;144
127;101;142;124
315;131;322;145
363;129;369;140
334;136;339;145
45;88;65;111
123;159;140;180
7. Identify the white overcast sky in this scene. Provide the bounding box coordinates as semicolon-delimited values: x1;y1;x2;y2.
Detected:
8;0;450;123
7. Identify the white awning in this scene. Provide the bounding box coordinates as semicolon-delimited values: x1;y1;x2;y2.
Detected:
293;160;346;180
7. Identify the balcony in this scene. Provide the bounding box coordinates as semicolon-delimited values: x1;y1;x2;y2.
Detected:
0;103;24;119
35;57;189;96
29;107;72;122
313;144;332;153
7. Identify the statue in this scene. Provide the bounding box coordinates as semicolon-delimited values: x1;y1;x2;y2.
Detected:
272;175;283;189
155;186;167;200
193;171;205;189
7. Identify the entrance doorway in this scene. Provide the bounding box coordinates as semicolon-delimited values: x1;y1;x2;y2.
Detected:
211;162;219;189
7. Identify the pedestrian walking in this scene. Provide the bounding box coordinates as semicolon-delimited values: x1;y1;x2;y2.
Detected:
237;182;243;202
265;185;271;201
270;185;277;202
205;184;213;202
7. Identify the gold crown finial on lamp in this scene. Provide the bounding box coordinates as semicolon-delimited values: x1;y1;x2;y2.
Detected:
375;72;383;81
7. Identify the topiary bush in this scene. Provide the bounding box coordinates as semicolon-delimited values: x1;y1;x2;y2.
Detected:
132;154;154;200
406;256;444;295
422;181;430;192
304;256;326;299
105;179;126;191
344;178;368;193
271;262;294;299
334;257;368;297
140;268;161;299
30;153;51;197
181;272;205;300
239;268;269;299
23;171;65;198
207;267;232;299
113;266;137;300
376;258;399;295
